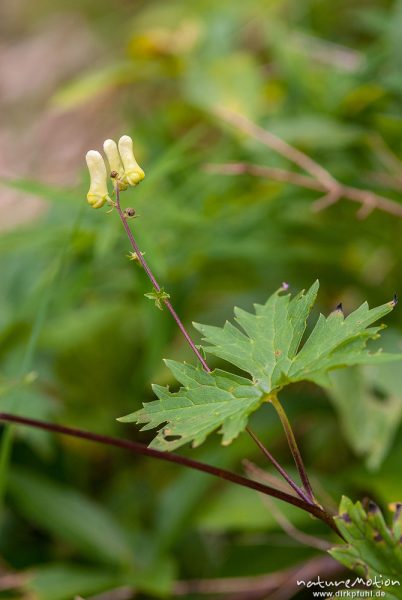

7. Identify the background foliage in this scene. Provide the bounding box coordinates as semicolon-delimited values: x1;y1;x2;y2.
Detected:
1;0;402;598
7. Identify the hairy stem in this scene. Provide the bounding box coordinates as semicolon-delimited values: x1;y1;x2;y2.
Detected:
0;412;341;537
113;185;311;504
269;394;315;503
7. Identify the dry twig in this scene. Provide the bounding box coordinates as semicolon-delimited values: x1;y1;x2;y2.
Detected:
71;557;342;599
173;555;342;596
211;109;402;219
243;460;331;551
242;459;298;497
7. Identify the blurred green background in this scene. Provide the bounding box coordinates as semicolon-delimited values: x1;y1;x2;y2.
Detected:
1;0;402;598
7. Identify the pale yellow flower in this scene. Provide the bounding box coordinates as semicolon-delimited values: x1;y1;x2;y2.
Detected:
103;139;128;190
118;135;145;186
85;150;111;208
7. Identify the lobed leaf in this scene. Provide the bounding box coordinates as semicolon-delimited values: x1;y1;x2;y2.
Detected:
195;281;399;390
194;281;319;392
121;282;401;450
120;361;263;450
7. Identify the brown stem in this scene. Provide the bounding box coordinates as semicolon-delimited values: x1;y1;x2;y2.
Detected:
215;108;340;194
0;412;342;537
205;161;402;218
173;555;342;595
260;495;332;550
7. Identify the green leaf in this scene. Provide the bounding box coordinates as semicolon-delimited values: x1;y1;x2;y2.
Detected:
196;485;310;532
26;565;120;600
329;497;402;598
267;115;363;150
51;62;136;109
0;383;58;457
184;53;264;120
194;281;320;392
195;281;400;391
0;177;78;204
287;300;400;385
25;557;175;598
8;469;135;567
329;365;402;470
120;361;262;450
144;287;171;311
121;282;401;450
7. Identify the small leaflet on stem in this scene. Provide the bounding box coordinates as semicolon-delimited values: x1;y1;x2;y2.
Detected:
144;287;171;310
127;251;145;266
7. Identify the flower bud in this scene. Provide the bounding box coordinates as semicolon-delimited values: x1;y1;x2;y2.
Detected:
85;150;111;208
103;139;128;190
118;135;145;185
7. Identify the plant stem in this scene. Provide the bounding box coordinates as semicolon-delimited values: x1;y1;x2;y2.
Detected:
113;185;311;504
269;393;315;503
0;412;341;537
246;427;312;505
114;186;210;372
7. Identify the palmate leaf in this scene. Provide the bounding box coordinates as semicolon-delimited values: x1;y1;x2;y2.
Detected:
195;281;399;390
120;362;262;450
121;282;401;450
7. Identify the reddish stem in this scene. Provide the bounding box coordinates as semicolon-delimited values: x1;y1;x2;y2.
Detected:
0;412;341;537
246;427;312;505
114;186;210;372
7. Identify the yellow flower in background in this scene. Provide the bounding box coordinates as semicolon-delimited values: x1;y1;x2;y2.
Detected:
85;135;145;208
85;150;111;208
118;135;145;186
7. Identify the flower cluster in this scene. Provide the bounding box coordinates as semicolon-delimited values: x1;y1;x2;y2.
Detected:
85;135;145;208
